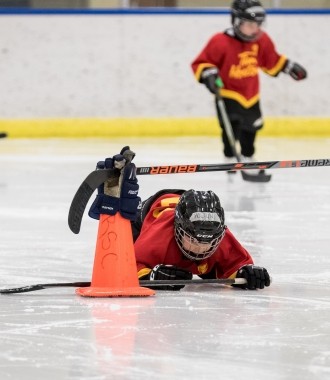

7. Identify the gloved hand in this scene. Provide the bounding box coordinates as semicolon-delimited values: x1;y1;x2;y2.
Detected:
283;60;307;81
233;264;270;290
88;146;141;221
149;264;193;291
200;67;223;95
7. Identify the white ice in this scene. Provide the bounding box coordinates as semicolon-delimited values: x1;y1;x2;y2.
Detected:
0;137;330;380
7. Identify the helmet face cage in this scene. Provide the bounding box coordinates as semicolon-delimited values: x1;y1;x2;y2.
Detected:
174;224;226;261
231;0;266;42
174;190;226;261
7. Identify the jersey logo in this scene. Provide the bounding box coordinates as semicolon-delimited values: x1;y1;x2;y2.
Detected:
229;44;259;80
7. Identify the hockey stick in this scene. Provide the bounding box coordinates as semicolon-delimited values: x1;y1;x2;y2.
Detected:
0;132;8;138
216;96;271;183
68;158;330;233
68;168;116;234
0;278;246;294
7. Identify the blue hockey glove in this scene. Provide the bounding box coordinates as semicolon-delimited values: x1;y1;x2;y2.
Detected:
200;67;223;95
233;264;270;290
283;60;307;81
88;146;141;221
148;264;193;291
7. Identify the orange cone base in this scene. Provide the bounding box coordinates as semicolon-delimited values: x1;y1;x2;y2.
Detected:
75;286;155;298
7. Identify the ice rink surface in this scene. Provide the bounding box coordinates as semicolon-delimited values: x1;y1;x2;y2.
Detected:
0;137;329;380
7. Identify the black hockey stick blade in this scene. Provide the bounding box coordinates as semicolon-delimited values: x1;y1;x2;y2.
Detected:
68;168;114;234
0;282;91;294
0;132;8;138
241;170;272;183
0;278;246;294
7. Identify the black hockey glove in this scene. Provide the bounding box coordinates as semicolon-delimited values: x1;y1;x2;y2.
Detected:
149;264;193;291
200;67;223;95
283;60;307;81
233;264;270;290
88;146;141;221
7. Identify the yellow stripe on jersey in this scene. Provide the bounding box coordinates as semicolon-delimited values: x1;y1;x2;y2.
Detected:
262;55;287;76
194;63;217;81
220;89;260;108
229;271;238;279
138;268;152;279
197;262;209;275
152;196;180;219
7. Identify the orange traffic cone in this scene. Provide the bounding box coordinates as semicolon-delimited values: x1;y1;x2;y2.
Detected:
76;212;155;297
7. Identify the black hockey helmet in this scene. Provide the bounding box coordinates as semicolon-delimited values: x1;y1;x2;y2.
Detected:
174;190;226;261
231;0;266;41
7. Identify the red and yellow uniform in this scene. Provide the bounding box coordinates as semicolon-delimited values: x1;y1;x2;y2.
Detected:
135;193;253;280
191;30;287;108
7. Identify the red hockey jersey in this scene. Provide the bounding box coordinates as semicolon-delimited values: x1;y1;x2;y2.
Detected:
191;30;287;108
135;193;253;279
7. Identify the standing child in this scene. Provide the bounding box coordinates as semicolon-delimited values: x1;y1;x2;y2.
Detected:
191;0;307;165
